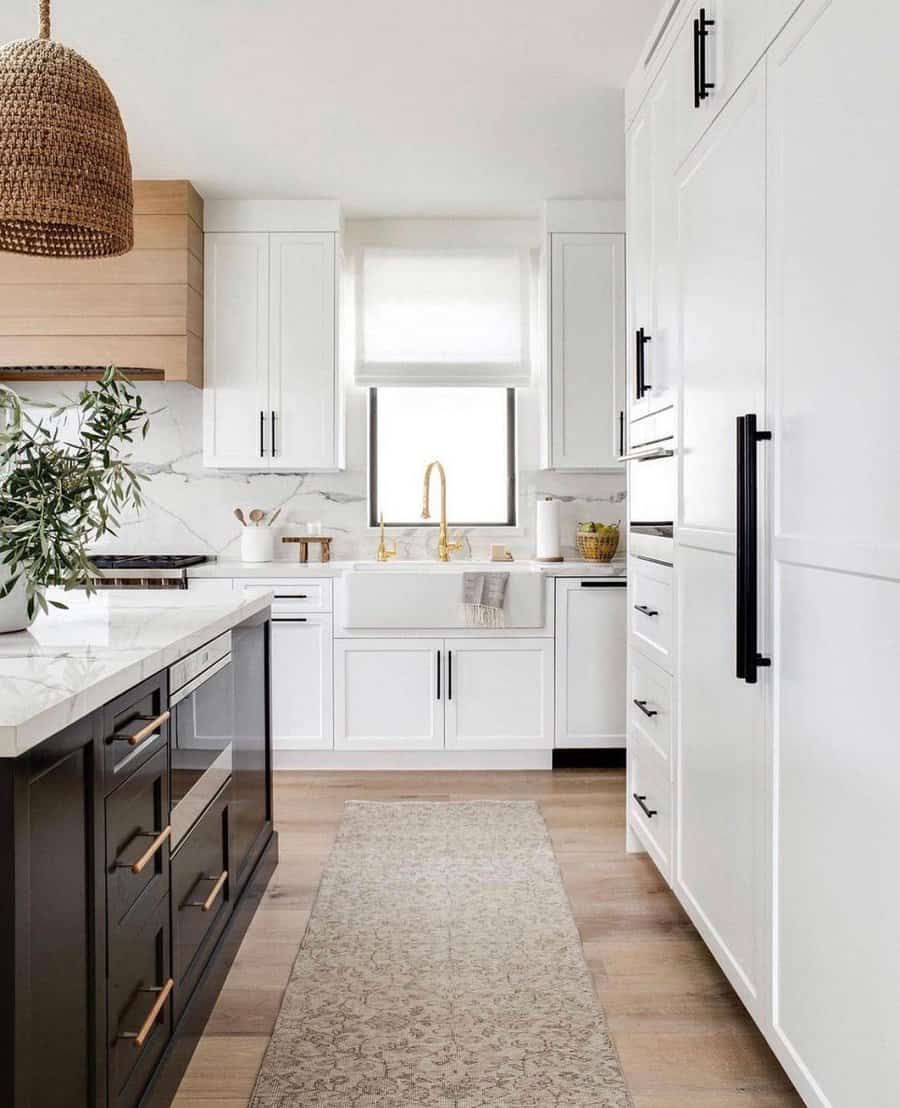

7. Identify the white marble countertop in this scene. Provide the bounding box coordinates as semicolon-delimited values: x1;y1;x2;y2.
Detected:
188;558;627;579
0;589;272;759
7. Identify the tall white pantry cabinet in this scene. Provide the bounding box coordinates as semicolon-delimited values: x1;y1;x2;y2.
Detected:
625;2;900;1107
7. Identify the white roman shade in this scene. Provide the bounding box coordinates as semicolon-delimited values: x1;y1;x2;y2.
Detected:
355;247;532;386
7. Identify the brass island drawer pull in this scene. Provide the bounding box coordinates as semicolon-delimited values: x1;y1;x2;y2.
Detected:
187;870;228;912
120;978;174;1049
111;709;171;748
116;826;171;875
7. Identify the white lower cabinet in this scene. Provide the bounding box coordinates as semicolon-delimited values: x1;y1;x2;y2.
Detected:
444;640;553;751
675;543;766;1020
555;580;626;749
334;639;444;751
271;614;333;750
334;636;554;752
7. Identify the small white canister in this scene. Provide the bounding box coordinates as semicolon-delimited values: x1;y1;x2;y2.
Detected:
241;527;274;563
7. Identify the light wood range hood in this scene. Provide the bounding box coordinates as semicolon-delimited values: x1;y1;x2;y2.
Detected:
0;181;204;386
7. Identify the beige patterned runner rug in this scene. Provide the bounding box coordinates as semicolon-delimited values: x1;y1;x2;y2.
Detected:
250;801;632;1108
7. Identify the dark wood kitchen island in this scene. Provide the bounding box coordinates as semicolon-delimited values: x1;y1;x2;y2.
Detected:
0;590;277;1108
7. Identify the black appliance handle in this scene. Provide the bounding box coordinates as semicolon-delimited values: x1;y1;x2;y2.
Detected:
736;414;772;684
259;411;265;458
693;16;702;108
633;793;658;819
698;8;715;104
635;328;652;399
633;699;659;718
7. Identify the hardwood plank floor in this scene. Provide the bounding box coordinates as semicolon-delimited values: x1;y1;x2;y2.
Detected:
173;769;802;1107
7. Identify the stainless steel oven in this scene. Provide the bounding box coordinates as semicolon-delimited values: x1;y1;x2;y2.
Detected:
169;631;235;849
625;409;675;563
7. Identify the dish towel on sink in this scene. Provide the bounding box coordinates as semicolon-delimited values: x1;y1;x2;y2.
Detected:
463;571;509;628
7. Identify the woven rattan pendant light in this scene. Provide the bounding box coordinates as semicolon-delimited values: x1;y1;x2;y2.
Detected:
0;0;133;258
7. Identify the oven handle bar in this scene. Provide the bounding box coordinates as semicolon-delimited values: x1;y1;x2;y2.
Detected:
169;653;232;709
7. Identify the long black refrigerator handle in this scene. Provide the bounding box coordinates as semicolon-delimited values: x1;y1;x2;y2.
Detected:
736;414;771;685
735;416;747;679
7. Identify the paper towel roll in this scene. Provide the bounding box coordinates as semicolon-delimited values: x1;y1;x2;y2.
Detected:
535;497;562;561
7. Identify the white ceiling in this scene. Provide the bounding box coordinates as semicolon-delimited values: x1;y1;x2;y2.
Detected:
1;0;661;217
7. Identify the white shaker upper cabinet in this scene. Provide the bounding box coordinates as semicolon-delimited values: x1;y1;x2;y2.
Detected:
203;230;340;470
627;61;678;423
547;233;625;471
269;233;337;471
674;63;768;1024
626;110;652;425
203;233;269;468
768;2;900;1104
672;0;773;168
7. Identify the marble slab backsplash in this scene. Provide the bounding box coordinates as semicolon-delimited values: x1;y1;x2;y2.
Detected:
15;380;626;563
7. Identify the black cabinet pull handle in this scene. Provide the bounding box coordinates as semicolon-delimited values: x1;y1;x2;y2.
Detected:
633;699;659;718
273;617;307;623
580;580;626;588
736;414;772;684
635;328;652;399
274;594;308;599
436;649;441;700
448;650;453;701
619;410;625;458
693;16;702;108
259;410;265;458
634;604;659;617
633;793;658;819
695;8;715;107
271;411;277;458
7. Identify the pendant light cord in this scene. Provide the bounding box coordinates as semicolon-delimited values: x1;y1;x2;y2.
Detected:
39;0;50;39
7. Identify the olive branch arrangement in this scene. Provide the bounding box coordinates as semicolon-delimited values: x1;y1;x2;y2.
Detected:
0;368;150;618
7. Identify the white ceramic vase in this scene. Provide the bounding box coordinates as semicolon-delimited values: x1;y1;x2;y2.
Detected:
0;563;35;634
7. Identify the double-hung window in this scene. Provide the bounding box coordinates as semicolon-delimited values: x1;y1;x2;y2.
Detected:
357;246;531;528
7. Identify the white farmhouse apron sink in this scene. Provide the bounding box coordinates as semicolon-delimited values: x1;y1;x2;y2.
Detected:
342;564;545;630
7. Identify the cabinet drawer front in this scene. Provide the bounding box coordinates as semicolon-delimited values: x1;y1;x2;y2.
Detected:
630;734;671;879
102;673;169;792
106;748;170;927
629;556;674;671
238;578;332;613
628;648;673;767
172;787;230;1014
108;893;172;1108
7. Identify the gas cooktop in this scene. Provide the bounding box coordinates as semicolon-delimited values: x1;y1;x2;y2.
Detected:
89;555;208;570
88;555;209;589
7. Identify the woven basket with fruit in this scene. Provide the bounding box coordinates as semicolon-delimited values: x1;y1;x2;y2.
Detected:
576;521;620;562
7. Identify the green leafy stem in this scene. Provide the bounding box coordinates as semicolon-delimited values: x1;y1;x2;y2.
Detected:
0;368;150;619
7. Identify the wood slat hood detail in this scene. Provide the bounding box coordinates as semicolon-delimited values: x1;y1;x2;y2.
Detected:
0;181;204;387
